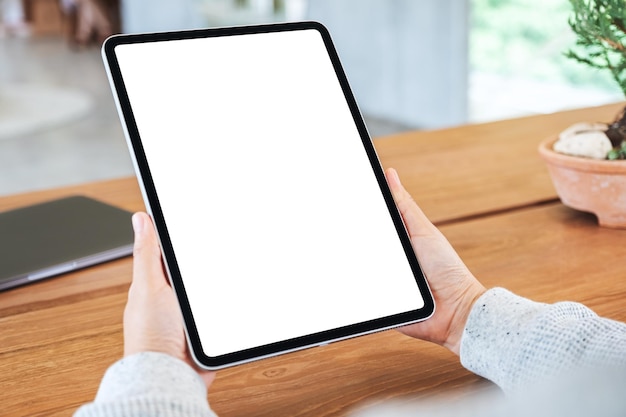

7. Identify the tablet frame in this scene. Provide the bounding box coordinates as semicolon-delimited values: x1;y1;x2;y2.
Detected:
102;21;434;369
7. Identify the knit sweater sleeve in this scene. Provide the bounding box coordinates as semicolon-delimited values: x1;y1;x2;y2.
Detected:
459;287;626;394
73;351;217;417
354;288;626;417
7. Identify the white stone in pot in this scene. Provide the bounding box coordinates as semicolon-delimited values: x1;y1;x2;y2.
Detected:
553;122;613;160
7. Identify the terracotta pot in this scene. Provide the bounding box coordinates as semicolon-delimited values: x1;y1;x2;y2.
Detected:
539;136;626;228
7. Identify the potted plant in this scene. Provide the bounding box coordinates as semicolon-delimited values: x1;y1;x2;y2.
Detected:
539;0;626;229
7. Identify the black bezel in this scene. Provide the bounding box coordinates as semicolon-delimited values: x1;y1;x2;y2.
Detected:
103;21;434;369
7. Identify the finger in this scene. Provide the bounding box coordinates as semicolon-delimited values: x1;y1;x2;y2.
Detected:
385;168;437;238
131;212;167;290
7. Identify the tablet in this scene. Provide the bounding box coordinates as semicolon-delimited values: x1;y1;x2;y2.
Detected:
0;196;133;291
102;21;434;369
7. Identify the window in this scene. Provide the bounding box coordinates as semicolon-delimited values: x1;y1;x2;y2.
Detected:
470;0;622;122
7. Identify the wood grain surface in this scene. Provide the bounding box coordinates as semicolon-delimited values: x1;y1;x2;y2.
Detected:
375;102;625;224
1;104;625;416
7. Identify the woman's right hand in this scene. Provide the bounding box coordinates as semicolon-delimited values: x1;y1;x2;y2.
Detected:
385;168;486;355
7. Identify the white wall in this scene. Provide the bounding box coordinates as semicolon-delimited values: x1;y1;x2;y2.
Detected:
121;0;205;33
307;0;469;129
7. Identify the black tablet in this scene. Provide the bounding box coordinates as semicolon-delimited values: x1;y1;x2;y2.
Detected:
102;21;434;369
0;196;133;291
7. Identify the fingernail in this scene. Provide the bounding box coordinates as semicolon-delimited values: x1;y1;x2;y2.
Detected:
388;168;400;185
132;213;144;234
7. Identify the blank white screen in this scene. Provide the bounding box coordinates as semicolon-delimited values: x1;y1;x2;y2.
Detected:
115;29;424;357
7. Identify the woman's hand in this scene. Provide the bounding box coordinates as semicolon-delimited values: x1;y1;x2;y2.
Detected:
124;212;215;388
123;167;484;382
386;168;486;355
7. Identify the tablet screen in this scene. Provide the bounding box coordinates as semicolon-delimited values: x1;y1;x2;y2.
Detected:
103;22;433;369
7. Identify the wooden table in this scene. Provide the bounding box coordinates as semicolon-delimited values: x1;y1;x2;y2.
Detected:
2;103;626;416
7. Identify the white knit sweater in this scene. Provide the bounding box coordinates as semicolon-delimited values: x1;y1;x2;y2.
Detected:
74;288;626;417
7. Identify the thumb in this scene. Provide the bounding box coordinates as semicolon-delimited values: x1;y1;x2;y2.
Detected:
385;168;438;239
131;212;167;290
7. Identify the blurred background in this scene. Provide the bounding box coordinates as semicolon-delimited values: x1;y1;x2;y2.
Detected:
0;0;622;196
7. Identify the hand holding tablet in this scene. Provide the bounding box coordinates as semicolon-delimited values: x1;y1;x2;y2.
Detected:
103;21;434;369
